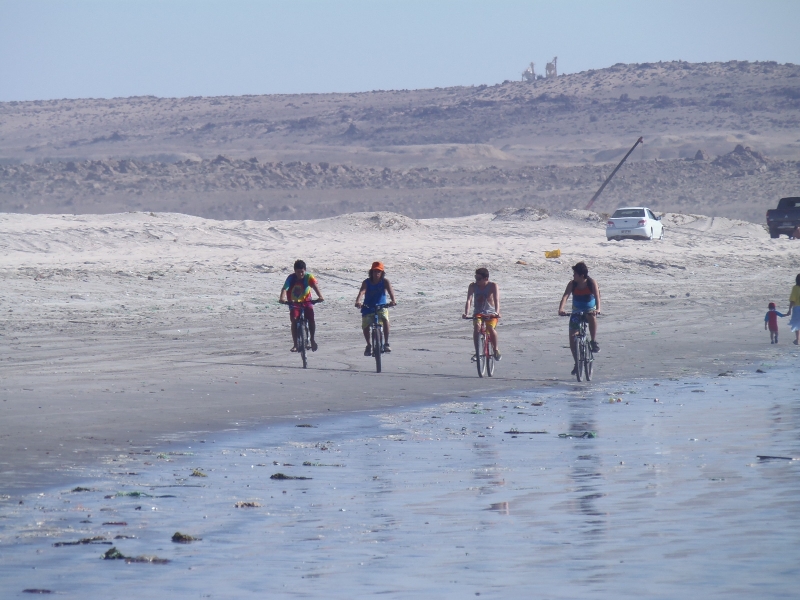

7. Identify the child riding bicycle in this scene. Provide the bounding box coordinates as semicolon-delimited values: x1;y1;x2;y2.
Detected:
463;267;501;360
279;259;324;352
355;261;396;356
558;262;601;375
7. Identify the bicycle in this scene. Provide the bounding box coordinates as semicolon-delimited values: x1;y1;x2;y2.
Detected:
362;303;391;373
285;299;321;369
567;311;594;382
464;313;499;378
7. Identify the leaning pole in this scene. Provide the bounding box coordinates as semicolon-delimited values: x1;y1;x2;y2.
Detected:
585;136;643;211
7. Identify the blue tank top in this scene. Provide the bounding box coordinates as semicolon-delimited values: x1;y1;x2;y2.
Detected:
361;279;387;315
571;279;597;311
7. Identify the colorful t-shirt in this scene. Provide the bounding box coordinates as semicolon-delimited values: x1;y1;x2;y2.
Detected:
283;273;316;303
765;310;785;331
791;285;800;306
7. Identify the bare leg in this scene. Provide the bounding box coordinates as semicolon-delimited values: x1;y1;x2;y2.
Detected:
486;326;499;352
308;318;317;349
362;327;370;344
473;323;481;354
569;332;578;363
289;318;298;350
382;319;390;344
587;313;598;341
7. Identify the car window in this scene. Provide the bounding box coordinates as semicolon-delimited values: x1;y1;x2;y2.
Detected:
647;210;656;219
611;209;645;218
777;197;800;209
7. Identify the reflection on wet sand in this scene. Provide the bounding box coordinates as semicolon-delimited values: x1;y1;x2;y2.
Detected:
0;367;798;598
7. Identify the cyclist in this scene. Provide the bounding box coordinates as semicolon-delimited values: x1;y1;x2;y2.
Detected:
279;259;324;352
463;267;501;360
355;261;397;355
558;261;601;375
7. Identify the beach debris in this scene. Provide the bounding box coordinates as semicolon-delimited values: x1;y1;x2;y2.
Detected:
756;369;766;373
105;491;176;498
558;431;597;439
53;536;110;547
757;455;798;461
71;487;93;492
172;532;201;543
270;473;312;480
691;389;705;393
504;429;548;434
303;461;343;467
653;398;660;403
296;424;316;428
102;522;128;526
234;501;261;508
544;249;561;259
717;371;734;377
530;401;544;406
191;469;208;477
515;260;527;265
609;397;623;403
102;547;169;564
22;590;53;594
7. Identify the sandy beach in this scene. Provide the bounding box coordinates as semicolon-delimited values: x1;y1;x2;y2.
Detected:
1;209;797;493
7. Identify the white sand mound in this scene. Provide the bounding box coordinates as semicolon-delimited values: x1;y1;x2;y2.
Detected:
556;209;606;223
320;211;425;231
661;213;767;237
492;207;549;221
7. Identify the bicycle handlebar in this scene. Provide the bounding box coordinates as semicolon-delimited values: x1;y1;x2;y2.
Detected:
361;303;393;311
282;298;323;306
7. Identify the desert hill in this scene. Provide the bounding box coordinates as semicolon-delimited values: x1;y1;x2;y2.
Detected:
1;61;799;222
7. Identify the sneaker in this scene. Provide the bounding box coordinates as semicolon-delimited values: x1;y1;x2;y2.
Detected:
494;350;502;361
383;343;391;353
794;340;799;346
364;344;372;356
590;340;600;353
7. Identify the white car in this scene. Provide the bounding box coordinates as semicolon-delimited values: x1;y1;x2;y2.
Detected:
606;207;664;241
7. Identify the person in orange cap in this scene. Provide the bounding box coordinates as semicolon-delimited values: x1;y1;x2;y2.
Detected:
355;261;397;355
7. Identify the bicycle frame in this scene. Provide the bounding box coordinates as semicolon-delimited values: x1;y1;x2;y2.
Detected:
287;300;319;369
571;311;594;382
465;313;499;378
362;303;390;373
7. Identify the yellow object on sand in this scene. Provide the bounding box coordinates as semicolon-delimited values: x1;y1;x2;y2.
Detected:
544;249;561;259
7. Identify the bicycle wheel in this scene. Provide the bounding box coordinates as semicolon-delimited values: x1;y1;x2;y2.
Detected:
575;337;584;382
486;339;495;377
584;344;593;381
298;321;308;369
372;326;382;373
475;334;486;378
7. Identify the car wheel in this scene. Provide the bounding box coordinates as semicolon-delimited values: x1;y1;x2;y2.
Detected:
769;229;780;239
659;228;664;240
648;228;653;240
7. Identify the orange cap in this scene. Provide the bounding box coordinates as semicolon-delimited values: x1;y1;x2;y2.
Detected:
371;261;385;272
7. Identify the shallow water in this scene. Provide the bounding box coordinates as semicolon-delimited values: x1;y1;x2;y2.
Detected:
1;366;798;599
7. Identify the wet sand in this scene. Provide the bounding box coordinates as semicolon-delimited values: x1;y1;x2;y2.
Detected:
1;365;798;598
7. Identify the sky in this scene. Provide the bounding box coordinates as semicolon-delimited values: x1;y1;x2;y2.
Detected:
1;0;799;102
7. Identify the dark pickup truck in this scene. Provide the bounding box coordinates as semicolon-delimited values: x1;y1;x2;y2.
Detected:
766;197;800;238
